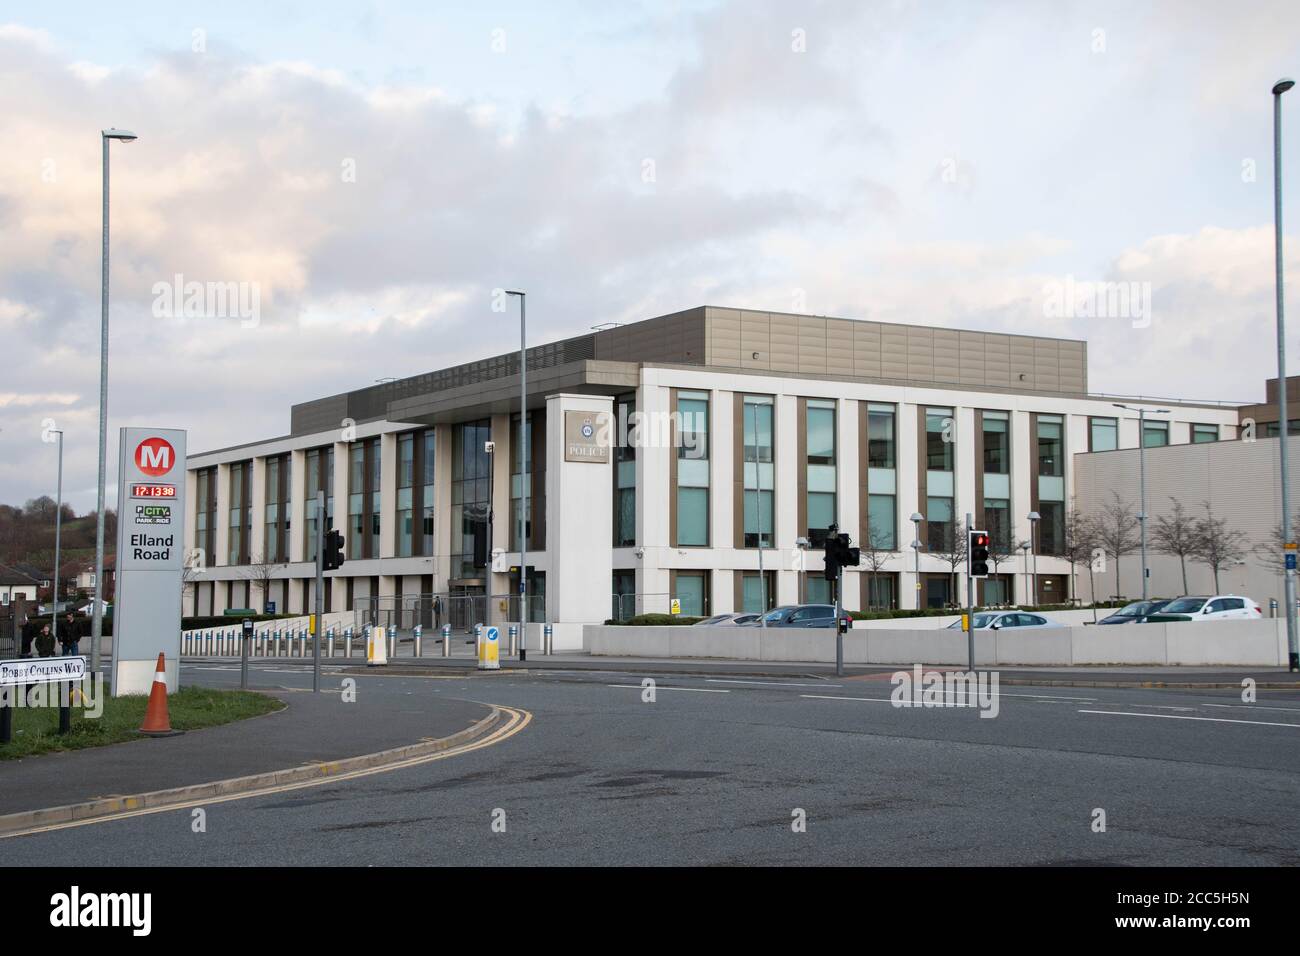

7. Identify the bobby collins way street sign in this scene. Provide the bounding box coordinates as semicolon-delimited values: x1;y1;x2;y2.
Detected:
0;656;88;686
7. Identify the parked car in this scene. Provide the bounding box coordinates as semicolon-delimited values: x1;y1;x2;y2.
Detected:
1145;595;1262;622
752;604;852;628
945;611;1066;630
694;613;761;627
1096;599;1172;625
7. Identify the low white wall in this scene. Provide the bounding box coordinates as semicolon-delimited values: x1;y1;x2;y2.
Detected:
853;608;1107;630
585;619;1288;666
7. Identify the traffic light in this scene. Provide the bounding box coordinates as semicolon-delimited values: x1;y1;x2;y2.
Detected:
323;529;346;571
822;531;861;580
969;529;990;578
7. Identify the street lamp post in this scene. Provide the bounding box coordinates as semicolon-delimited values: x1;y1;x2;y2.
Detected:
51;429;64;647
505;291;528;660
485;439;496;644
1027;511;1040;605
1113;402;1169;601
794;536;809;610
91;128;138;680
1273;77;1298;671
1019;540;1031;605
910;512;924;609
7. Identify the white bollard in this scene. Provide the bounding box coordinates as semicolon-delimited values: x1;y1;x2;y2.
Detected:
441;623;451;657
327;628;335;658
387;628;396;660
345;627;354;658
413;624;423;658
544;623;554;655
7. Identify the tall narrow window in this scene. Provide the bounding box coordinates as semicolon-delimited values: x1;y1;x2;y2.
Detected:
451;421;491;578
511;415;533;551
981;410;1011;552
304;446;334;561
925;408;954;552
347;438;381;560
263;454;290;562
865;403;896;550
806;399;836;547
1036;414;1066;555
676;392;710;547
228;461;251;566
397;434;414;557
743;395;774;548
613;393;636;547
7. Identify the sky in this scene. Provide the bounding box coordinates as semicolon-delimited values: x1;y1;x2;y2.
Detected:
2;0;1299;510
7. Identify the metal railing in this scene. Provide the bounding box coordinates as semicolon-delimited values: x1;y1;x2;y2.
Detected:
353;592;545;635
610;592;677;620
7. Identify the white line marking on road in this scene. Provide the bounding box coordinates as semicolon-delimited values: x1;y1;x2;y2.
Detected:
1079;709;1300;729
605;684;730;693
706;679;843;688
801;694;895;704
802;690;1096;704
1204;702;1300;713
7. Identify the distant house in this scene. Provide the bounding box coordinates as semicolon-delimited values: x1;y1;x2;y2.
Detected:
0;565;40;607
72;555;116;599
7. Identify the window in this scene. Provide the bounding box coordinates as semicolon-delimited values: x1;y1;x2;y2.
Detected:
451;421;491;578
867;494;896;550
1265;420;1300;437
864;573;897;610
1142;420;1169;447
926;495;954;552
1036;415;1063;477
1038;500;1065;556
396;431;433;559
984;498;1011;552
611;570;636;621
676;392;710;547
511;415;536;551
304;446;334;562
227;461;251;565
982;411;1009;474
926;408;954;472
674;571;709;617
865;403;897;551
805;575;832;606
397;434;414;557
1090;417;1118;452
807;399;836;546
743;395;774;548
347;438;381;561
613;393;636;548
740;570;776;613
1192;424;1218;444
867;404;895;469
263;454;290;562
195;467;217;568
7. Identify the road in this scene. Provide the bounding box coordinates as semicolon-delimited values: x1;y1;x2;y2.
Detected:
6;662;1300;865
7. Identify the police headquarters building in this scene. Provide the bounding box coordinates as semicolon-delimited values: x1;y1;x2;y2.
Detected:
184;306;1243;643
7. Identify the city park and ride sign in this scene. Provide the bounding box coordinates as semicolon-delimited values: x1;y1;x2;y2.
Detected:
113;427;186;696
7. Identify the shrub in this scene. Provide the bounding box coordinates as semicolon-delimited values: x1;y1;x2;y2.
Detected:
604;614;705;626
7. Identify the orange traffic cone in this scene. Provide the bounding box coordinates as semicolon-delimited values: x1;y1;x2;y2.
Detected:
139;652;181;737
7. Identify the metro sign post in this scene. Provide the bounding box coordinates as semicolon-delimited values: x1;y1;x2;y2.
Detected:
113;427;186;696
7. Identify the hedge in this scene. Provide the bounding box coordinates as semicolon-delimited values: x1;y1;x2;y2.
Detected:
604;614;706;626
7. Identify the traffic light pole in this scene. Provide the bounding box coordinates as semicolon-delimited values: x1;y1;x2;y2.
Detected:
966;514;975;672
835;562;844;677
314;490;324;694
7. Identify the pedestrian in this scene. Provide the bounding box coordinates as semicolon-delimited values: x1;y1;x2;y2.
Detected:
59;611;81;656
20;619;36;657
36;623;55;658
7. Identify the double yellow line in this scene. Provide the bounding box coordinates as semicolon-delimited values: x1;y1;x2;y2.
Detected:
4;704;532;839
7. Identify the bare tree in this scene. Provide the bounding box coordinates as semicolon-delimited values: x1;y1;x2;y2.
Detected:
928;522;968;608
241;554;284;613
1094;492;1139;601
1254;513;1300;575
859;521;892;610
1192;502;1249;592
1150;497;1197;594
1061;502;1098;604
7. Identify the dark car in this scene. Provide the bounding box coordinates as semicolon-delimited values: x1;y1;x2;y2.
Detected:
751;604;852;628
1096;599;1172;625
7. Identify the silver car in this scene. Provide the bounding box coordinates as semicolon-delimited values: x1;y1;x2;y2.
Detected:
945;611;1066;630
694;613;761;627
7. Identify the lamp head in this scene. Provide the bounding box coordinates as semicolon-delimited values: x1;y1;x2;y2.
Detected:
102;128;138;142
1274;78;1295;95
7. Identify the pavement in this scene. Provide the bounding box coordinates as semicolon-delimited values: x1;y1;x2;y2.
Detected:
0;665;491;820
4;659;1300;865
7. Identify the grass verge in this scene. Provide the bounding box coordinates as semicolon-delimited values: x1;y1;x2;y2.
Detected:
2;686;283;760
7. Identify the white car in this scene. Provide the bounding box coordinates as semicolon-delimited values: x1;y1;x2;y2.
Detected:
945;611;1066;630
1147;595;1262;622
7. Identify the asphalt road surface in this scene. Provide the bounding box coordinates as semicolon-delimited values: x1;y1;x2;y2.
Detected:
7;662;1300;866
